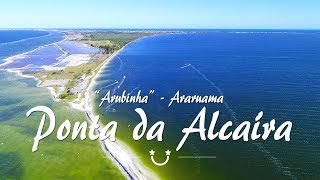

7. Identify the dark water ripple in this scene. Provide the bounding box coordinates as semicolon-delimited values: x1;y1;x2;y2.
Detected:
95;32;320;179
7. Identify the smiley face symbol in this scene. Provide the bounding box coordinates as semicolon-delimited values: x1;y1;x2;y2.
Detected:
149;150;171;166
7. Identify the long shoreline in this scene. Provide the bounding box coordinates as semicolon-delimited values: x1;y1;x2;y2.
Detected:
80;37;157;180
0;31;68;71
1;33;158;179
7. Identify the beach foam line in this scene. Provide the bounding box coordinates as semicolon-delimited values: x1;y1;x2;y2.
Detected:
0;36;68;68
82;38;158;179
3;67;62;104
0;33;70;104
3;33;158;179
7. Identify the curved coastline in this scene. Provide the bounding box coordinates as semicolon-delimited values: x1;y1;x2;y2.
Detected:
1;32;159;179
80;36;159;180
0;32;67;100
0;31;66;67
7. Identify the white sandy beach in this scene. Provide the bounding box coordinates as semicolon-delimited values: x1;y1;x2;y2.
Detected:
1;34;157;180
70;42;157;180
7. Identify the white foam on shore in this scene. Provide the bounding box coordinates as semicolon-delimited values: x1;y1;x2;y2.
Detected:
72;38;158;180
1;34;158;179
0;35;68;68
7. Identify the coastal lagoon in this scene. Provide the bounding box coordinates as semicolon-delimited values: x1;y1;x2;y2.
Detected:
1;30;320;179
94;31;320;179
1;31;99;73
0;30;124;179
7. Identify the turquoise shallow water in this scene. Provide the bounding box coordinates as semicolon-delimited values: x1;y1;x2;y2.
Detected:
1;30;320;179
0;31;61;178
94;31;320;179
0;30;125;179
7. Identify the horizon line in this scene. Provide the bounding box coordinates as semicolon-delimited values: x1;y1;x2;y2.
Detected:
1;28;320;31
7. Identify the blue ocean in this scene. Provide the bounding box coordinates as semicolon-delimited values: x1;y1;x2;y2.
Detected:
95;31;320;179
0;30;49;44
1;30;319;179
0;30;63;62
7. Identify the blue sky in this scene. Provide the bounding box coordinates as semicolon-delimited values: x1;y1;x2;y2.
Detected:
0;0;319;29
